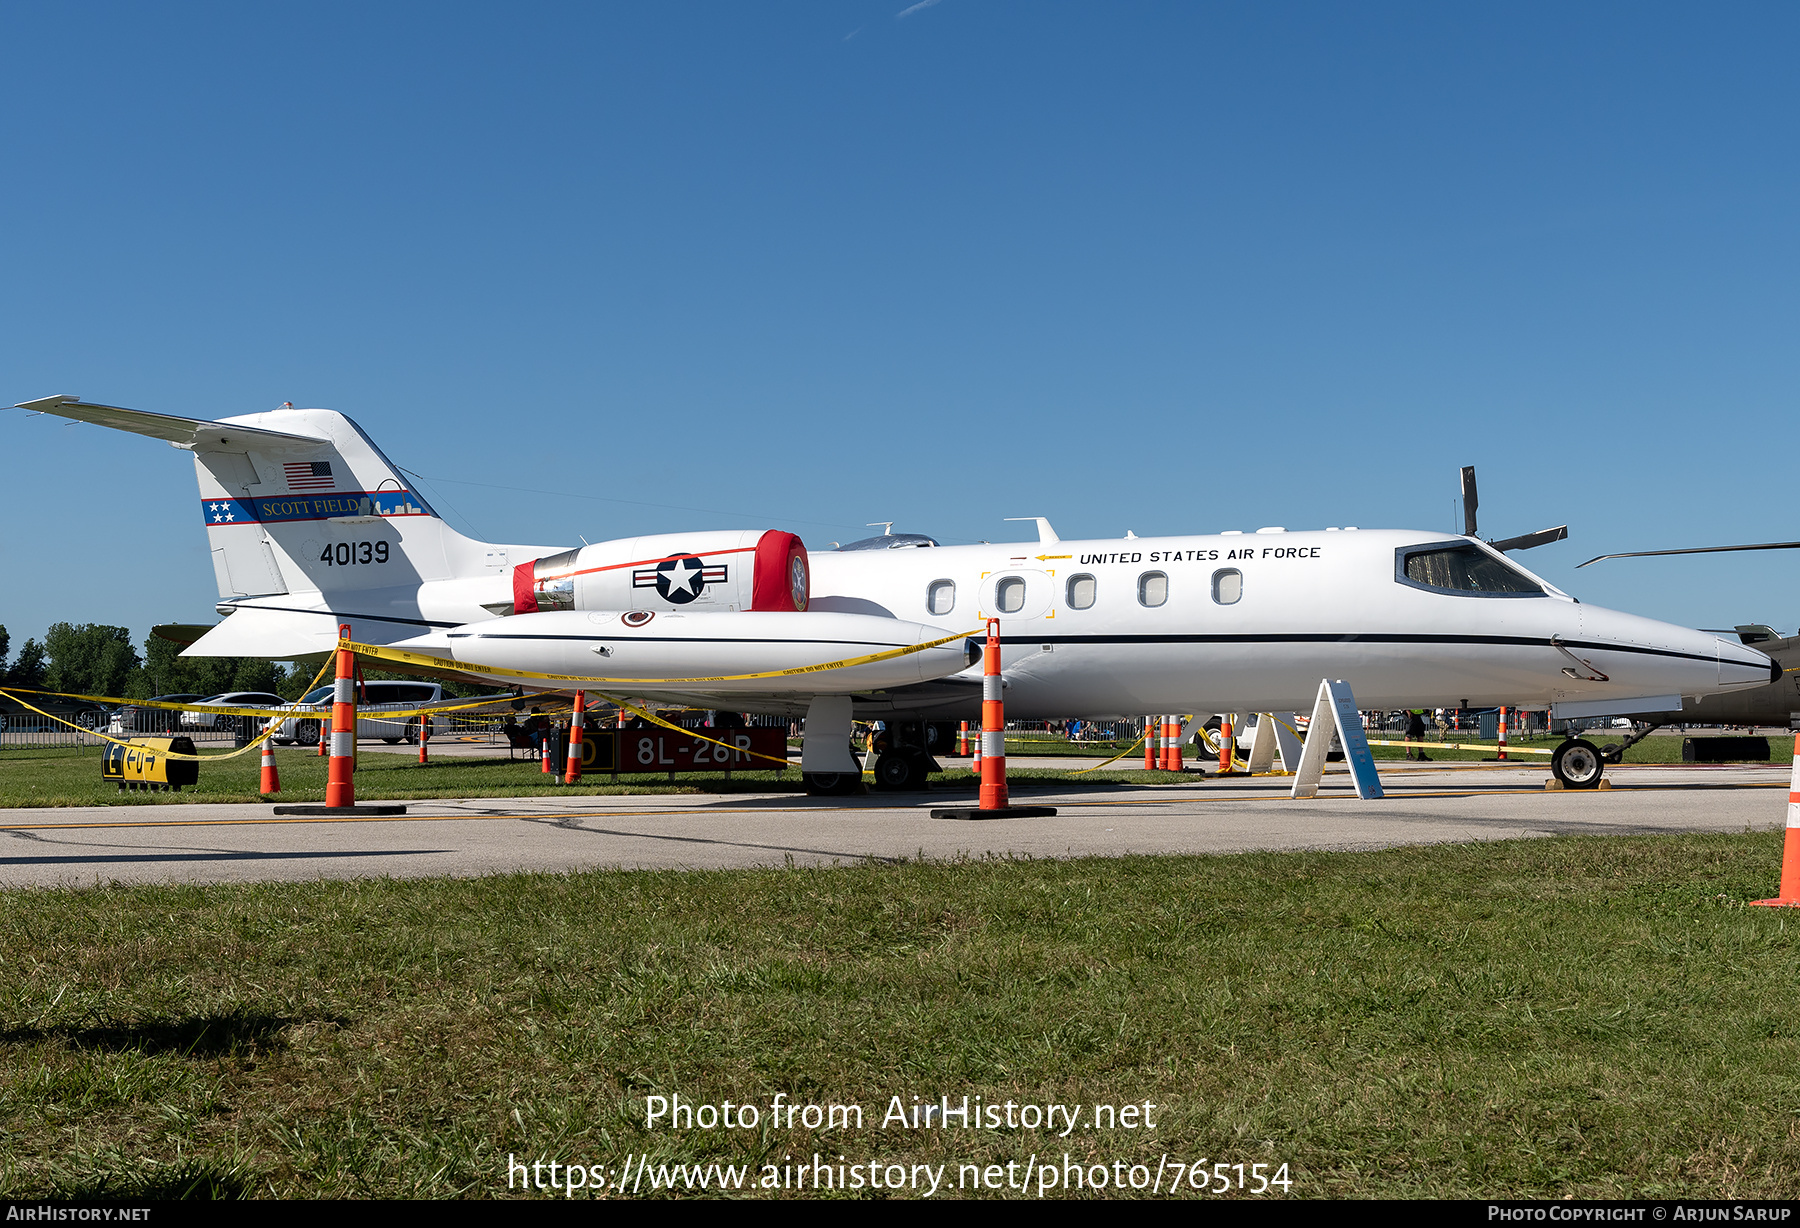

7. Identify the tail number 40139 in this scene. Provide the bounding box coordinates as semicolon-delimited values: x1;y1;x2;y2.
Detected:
320;541;390;566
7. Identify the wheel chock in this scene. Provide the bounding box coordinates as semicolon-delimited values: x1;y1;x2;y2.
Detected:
272;804;408;816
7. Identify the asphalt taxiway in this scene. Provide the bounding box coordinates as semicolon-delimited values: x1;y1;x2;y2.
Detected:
0;760;1788;888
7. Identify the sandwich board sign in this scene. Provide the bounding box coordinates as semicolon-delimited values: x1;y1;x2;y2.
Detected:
1244;712;1304;774
1290;679;1384;800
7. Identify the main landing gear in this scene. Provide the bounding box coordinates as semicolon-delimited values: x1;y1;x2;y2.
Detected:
868;720;953;792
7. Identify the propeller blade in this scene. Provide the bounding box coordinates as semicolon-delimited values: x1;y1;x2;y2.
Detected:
1460;466;1478;538
1490;525;1569;553
1576;540;1800;568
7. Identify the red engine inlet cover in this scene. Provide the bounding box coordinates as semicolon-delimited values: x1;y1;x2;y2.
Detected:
512;560;539;614
751;531;809;612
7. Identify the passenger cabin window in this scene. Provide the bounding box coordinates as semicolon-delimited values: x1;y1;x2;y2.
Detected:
1137;572;1168;608
927;579;955;616
1399;544;1544;596
996;576;1026;614
1066;574;1096;610
1212;568;1242;605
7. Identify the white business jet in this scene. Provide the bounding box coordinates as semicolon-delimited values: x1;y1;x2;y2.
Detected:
13;396;1776;794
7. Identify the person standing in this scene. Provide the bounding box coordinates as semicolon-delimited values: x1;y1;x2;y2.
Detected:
1405;708;1430;761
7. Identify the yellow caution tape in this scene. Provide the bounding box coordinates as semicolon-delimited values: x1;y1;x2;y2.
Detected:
0;686;327;721
1365;737;1553;757
1071;732;1149;774
0;683;547;725
342;626;984;687
0;655;337;761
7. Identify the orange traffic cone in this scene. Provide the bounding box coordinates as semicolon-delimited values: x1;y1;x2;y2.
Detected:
1752;734;1800;908
259;731;280;794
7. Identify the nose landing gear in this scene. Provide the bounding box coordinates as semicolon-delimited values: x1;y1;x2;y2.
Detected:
1551;738;1605;789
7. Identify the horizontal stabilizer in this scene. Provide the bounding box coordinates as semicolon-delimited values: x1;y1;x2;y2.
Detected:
183;607;344;661
14;395;324;450
150;623;215;647
1490;525;1568;553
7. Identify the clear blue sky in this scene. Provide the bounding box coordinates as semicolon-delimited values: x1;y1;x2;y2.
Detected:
3;1;1796;649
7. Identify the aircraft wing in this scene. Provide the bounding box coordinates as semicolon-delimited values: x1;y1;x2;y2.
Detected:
14;395;325;450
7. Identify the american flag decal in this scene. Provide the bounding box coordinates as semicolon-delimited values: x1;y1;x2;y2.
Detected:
284;461;334;491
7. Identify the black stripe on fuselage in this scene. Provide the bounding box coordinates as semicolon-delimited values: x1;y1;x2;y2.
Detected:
221;604;459;630
999;632;1757;671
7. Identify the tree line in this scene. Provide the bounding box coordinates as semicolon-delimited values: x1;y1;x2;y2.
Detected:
0;623;495;702
0;624;305;701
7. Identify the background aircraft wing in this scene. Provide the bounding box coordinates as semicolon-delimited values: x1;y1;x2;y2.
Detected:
1577;540;1800;567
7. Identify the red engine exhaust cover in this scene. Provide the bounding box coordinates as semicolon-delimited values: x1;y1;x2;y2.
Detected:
752;531;809;612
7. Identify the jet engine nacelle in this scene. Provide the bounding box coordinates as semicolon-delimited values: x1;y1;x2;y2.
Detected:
440;609;975;693
511;530;809;616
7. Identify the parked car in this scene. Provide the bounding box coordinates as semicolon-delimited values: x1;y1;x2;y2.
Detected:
178;692;290;734
273;680;450;745
2;693;110;733
110;693;205;734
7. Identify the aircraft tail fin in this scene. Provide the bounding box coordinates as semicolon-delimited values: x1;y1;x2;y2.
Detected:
16;396;518;600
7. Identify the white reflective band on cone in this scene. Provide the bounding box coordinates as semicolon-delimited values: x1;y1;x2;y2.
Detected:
1788;747;1800;828
981;732;1005;757
983;676;1002;702
334;678;354;702
330;732;354;758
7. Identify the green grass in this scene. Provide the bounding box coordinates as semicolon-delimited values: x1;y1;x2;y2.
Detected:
0;746;1192;808
1366;734;1775;764
2;835;1799;1198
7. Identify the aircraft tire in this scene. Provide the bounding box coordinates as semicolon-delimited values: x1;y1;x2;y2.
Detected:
1552;738;1605;789
871;751;927;792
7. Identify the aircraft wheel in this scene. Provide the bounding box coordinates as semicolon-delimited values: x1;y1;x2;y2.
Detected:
1198;716;1225;754
295;719;321;746
804;771;863;797
1552;739;1605;789
872;751;926;792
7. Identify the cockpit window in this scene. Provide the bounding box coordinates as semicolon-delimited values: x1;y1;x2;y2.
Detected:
1397;543;1545;597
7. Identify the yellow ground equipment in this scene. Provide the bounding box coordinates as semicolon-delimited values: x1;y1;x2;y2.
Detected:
102;737;201;792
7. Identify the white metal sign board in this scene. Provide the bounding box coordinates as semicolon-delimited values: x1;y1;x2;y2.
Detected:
1245;712;1303;774
1290;680;1385;800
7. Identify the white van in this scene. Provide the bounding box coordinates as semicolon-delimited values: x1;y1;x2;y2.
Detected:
274;681;447;745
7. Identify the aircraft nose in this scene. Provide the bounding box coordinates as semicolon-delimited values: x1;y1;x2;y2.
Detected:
1574;606;1773;697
